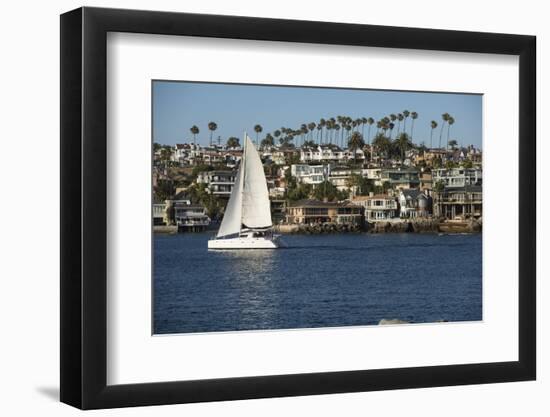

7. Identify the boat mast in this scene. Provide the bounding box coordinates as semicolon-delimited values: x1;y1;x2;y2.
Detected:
239;132;246;234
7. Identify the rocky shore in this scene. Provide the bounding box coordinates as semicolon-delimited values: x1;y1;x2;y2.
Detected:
274;218;482;234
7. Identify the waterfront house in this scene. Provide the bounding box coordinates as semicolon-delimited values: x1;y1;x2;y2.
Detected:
153;202;167;225
352;193;398;222
174;202;211;232
286;199;363;225
398;189;432;218
432;167;482;188
196;170;237;197
433;185;482;219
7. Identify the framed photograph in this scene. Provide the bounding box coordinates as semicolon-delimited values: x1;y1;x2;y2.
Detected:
60;6;536;409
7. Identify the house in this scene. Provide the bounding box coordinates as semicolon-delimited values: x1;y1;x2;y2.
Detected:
328;166;358;191
174;202;210;232
379;168;420;189
419;170;433;193
285;199;363;225
196;170;237;197
398;189;432;218
433;185;482;219
300;145;365;164
291;164;328;187
351;193;398;222
423;148;448;166
432;167;482;188
153;202;167;225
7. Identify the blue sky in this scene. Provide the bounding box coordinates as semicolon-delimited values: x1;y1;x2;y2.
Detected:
152;81;482;149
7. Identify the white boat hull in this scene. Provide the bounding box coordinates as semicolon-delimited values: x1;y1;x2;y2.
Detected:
208;235;283;250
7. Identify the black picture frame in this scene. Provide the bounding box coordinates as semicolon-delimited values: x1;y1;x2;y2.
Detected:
60;6;536;410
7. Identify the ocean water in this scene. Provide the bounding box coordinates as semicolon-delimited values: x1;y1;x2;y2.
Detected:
153;232;482;334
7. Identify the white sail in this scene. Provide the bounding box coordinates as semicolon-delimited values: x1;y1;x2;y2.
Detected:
216;159;244;238
241;135;272;229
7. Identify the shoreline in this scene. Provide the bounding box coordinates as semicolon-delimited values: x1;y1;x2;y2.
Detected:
154;219;482;235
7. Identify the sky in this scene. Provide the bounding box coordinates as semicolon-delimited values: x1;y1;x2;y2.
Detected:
152;81;482;149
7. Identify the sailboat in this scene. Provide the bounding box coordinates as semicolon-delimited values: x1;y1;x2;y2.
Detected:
208;134;283;249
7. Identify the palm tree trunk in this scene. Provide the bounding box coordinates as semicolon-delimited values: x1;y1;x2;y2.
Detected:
411;120;415;142
439;123;445;149
430;129;433;148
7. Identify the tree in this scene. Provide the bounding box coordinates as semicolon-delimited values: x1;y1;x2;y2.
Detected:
448;139;458;149
372;133;392;159
462;159;473;168
397;113;404;135
319;118;326;144
433;180;445;193
314;180;347;202
430;120;438;148
261;133;275;149
395;132;412;162
346;173;372;196
207;121;217;146
308;122;316;141
253;124;263;147
410;111;418;142
447;116;455;149
190;125;199;145
226;137;240;148
348;131;365;163
445;160;457;169
403;110;410;133
439;113;450;149
367;117;375;146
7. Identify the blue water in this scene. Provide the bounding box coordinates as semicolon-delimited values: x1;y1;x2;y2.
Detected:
153;233;482;334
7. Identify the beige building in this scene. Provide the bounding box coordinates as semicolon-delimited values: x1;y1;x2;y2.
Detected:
286;199;363;225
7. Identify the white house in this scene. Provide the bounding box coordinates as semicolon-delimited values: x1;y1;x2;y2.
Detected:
352;193;398;221
398;189;432;218
432;167;482;188
291;164;328;187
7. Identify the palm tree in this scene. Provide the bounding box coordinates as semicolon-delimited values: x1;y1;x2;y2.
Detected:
190;125;199;145
253;124;263;147
334;124;341;147
430;120;438;148
403;110;410;134
410;112;418;142
318;118;326;144
226;136;240;148
395;132;412;162
390;114;397;138
316;124;322;143
361;117;368;138
207;121;217;146
447;116;455;149
345;124;352;147
308;122;316;141
439;113;450;149
397;113;404;134
348;131;365;163
367;117;374;144
261;133;275;150
273;129;281;144
389;122;395;139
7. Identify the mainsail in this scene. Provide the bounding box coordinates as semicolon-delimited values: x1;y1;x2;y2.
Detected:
241;135;272;229
216;134;272;238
